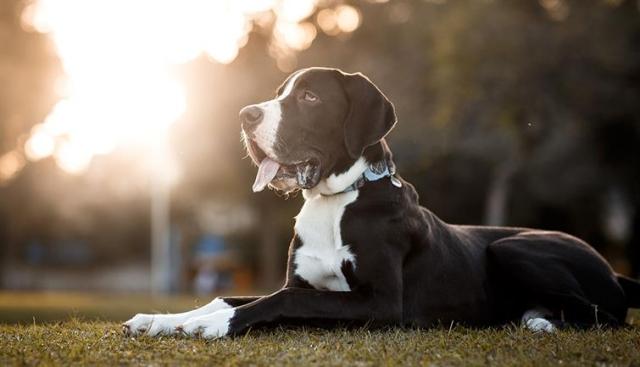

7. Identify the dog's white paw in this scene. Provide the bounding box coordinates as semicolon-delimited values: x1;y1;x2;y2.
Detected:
178;308;235;339
521;308;556;333
122;313;183;337
525;317;556;333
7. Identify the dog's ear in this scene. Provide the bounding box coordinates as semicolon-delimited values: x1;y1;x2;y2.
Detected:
342;72;397;159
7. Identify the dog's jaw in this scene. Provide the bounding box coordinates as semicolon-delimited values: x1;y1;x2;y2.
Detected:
303;157;368;199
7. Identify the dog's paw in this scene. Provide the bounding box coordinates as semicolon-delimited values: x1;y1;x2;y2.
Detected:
178;308;235;339
524;317;556;333
122;313;183;337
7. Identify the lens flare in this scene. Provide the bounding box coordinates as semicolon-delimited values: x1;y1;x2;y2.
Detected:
15;0;363;178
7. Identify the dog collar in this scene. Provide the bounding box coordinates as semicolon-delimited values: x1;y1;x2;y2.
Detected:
339;160;402;194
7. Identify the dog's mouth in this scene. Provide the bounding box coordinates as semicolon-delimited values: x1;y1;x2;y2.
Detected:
246;139;320;192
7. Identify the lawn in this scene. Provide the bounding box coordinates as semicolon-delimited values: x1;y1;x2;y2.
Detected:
2;320;640;366
1;293;640;366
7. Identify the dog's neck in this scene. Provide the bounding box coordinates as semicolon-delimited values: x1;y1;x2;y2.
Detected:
302;141;396;199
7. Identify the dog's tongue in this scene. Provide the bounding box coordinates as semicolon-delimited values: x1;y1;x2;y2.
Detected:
252;157;281;192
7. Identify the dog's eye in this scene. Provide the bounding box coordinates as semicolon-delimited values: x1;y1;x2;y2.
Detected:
302;91;318;102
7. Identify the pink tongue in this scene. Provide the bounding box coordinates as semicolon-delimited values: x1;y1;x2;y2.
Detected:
252;157;281;192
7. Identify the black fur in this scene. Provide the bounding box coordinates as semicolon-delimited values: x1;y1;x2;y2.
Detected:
228;67;640;335
341;72;397;159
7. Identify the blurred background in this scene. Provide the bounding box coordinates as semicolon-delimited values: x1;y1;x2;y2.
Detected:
1;0;639;323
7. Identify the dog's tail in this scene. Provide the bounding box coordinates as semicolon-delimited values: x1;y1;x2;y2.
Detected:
617;274;640;308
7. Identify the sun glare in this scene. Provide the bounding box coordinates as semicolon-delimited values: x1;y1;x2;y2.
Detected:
10;0;363;179
0;152;25;183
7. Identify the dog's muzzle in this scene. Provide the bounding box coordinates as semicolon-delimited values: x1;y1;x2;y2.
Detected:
240;106;321;193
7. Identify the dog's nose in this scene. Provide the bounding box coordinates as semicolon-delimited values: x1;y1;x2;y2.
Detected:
239;105;263;129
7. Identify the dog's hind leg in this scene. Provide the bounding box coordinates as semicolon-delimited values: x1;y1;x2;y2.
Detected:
123;296;262;336
521;307;556;332
487;231;628;328
617;274;640;308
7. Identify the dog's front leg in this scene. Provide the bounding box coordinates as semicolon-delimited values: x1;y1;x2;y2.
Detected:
179;287;402;339
123;296;262;336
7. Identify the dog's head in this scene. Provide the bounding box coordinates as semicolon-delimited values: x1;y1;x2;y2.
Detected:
240;67;396;194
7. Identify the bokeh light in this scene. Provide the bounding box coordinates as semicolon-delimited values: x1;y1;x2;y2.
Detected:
539;0;570;21
335;5;361;33
0;152;26;182
317;9;340;36
13;0;363;179
276;0;316;23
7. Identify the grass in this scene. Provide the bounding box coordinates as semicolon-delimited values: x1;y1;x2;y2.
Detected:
1;320;640;366
0;319;640;366
1;293;640;366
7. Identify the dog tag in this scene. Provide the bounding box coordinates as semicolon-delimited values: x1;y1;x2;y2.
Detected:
390;176;402;188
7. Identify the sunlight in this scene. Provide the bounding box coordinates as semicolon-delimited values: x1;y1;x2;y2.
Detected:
317;9;341;36
17;0;363;176
21;0;196;174
24;125;55;161
275;21;318;51
335;5;361;33
0;152;25;182
277;0;316;23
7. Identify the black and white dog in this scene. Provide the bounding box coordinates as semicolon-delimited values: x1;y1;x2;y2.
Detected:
124;67;640;338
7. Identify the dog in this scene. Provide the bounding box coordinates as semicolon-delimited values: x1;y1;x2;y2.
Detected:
124;67;640;338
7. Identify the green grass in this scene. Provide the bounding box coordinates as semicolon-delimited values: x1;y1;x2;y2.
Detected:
1;320;640;366
1;293;639;365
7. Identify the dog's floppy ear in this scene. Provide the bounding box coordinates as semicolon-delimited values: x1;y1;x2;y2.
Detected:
342;72;397;159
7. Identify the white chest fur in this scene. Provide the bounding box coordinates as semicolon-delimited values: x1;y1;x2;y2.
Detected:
293;191;358;292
